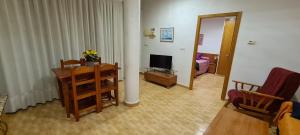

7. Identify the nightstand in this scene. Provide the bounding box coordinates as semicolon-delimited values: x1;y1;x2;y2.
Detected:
208;63;217;74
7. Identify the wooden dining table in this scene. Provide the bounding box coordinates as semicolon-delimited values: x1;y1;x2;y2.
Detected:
204;107;269;135
51;63;117;117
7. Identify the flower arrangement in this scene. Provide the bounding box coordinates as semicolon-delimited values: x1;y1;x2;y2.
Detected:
82;50;100;62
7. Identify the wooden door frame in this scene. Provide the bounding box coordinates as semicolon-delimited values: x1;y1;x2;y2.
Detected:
189;12;242;100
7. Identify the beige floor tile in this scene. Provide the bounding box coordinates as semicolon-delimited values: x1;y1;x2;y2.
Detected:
2;74;272;135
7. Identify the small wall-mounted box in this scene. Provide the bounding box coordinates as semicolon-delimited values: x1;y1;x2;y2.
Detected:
248;40;256;45
144;28;156;38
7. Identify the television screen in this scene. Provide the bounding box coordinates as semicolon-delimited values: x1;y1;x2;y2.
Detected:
150;54;172;70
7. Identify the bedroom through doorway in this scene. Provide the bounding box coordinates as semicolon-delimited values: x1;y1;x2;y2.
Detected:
189;12;242;100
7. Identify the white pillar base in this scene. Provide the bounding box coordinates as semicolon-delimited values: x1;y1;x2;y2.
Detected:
124;100;140;107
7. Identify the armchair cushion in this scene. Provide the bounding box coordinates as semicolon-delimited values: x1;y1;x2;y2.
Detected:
258;67;300;98
228;89;242;107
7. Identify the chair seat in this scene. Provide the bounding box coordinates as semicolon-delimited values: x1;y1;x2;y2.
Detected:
228;89;271;111
69;98;97;114
69;85;97;100
101;80;117;93
228;89;243;107
77;88;97;100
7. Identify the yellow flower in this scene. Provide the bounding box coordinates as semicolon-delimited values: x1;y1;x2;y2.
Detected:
82;49;97;56
91;50;97;55
87;50;91;55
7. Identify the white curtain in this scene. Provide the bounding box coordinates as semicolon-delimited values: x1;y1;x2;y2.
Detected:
0;0;124;113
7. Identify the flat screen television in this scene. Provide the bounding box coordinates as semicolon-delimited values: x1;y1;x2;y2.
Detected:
150;54;172;70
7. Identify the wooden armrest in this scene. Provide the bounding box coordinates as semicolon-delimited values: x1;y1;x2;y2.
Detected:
233;80;261;87
240;90;284;100
239;90;284;114
233;80;261;91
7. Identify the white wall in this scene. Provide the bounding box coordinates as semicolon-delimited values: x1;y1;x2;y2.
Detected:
141;0;300;100
198;17;225;54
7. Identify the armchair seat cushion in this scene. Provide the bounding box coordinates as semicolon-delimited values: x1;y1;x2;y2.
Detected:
228;89;273;111
228;89;243;107
228;89;262;106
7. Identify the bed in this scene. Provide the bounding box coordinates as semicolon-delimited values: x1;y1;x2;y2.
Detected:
195;53;210;76
195;59;209;76
194;52;218;77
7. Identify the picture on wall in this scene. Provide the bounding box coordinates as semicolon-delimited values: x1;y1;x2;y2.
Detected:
160;27;174;42
198;34;204;46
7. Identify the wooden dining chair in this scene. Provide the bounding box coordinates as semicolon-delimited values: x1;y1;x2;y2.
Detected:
98;57;102;64
70;65;100;121
57;59;86;106
98;63;119;110
60;59;85;69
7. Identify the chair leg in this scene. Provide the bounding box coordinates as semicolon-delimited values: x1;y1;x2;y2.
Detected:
108;92;112;100
96;93;101;113
73;99;80;122
114;89;119;106
224;100;230;107
99;93;103;112
263;115;273;127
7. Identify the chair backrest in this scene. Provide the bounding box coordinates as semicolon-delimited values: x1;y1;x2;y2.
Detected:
98;63;118;92
71;65;99;97
60;59;85;69
258;67;300;100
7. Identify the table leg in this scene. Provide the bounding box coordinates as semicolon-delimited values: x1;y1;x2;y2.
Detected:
56;78;64;107
62;81;70;118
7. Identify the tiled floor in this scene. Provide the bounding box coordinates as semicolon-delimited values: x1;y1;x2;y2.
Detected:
3;74;227;135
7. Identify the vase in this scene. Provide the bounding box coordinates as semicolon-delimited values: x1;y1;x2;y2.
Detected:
86;62;95;66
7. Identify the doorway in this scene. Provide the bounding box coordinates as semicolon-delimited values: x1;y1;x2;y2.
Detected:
189;12;242;100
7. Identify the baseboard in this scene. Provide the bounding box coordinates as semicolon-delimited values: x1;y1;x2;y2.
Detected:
123;101;140;107
176;84;189;89
214;73;225;77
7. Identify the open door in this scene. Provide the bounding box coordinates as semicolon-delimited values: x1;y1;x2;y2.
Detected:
217;18;236;76
189;12;242;101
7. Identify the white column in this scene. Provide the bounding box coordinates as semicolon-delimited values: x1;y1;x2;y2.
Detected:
124;0;141;106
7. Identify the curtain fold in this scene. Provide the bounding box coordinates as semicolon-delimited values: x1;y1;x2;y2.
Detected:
0;0;124;112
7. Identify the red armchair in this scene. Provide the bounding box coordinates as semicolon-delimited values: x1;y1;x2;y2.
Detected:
226;67;300;117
